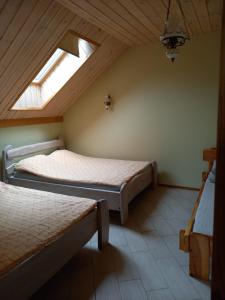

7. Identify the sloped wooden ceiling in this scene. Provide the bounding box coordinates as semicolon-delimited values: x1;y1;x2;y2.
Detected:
0;0;222;124
57;0;222;44
0;0;126;122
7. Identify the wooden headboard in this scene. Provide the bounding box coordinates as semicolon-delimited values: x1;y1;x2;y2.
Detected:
2;138;64;183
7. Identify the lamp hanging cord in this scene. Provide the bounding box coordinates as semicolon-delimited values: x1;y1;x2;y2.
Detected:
166;0;171;23
164;0;171;32
176;0;190;38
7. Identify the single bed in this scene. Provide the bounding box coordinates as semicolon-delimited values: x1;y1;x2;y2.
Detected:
2;139;157;224
0;181;109;300
179;148;216;280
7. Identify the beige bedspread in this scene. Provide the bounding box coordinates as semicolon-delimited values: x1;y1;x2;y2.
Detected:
0;182;96;278
16;150;152;187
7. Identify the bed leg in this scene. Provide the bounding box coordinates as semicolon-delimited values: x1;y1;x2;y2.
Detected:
152;161;158;189
2;145;13;183
120;204;128;225
97;200;109;250
179;229;190;252
189;233;210;280
120;185;129;225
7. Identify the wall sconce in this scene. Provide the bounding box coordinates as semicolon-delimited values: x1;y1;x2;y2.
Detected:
104;95;112;111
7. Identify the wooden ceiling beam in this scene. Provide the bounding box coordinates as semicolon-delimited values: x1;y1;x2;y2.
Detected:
0;116;63;128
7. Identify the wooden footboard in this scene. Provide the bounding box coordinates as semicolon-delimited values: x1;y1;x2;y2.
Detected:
0;200;109;300
189;233;213;281
0;209;97;300
119;163;156;224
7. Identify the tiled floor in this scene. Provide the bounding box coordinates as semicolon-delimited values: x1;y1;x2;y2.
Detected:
32;187;211;300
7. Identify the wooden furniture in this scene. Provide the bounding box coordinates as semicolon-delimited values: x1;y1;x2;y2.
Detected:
0;183;109;300
212;2;225;298
2;138;157;224
179;148;216;281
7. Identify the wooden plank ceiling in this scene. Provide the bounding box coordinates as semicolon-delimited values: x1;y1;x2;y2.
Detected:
0;0;126;121
57;0;222;44
0;0;222;122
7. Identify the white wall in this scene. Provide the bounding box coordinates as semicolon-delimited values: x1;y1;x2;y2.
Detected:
63;32;220;188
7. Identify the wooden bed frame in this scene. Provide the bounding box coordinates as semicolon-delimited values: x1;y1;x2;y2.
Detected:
2;138;157;224
0;199;109;300
179;148;216;281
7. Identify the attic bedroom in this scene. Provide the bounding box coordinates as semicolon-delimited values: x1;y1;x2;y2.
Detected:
0;1;224;300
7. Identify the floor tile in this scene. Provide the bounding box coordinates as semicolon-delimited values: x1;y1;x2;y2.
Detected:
132;251;168;291
120;279;147;300
143;231;172;259
147;288;175;300
163;235;189;266
111;245;140;282
149;215;175;236
182;265;211;300
93;244;115;274
31;187;208;300
109;224;128;246
123;220;148;252
95;273;121;300
157;257;199;300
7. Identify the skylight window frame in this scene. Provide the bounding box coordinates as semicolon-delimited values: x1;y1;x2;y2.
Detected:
32;48;66;85
36;51;66;86
10;31;98;112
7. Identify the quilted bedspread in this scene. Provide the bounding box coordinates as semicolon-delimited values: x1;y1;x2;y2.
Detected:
15;150;152;187
0;182;96;278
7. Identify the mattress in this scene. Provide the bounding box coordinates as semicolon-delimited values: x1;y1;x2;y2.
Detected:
13;171;122;191
15;150;153;188
0;182;96;278
193;177;215;236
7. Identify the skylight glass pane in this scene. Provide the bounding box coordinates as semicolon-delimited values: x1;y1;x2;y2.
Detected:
32;49;64;83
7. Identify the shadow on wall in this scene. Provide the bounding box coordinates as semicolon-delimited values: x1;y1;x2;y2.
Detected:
158;172;174;186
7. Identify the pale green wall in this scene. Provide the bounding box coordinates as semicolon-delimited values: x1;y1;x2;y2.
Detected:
63;32;220;188
0;123;62;178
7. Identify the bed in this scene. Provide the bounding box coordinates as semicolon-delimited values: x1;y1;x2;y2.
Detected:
0;181;109;300
179;148;216;280
2;138;157;224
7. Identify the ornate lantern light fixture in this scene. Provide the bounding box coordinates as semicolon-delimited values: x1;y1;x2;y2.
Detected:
160;0;190;62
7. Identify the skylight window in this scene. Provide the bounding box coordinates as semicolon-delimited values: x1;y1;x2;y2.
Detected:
32;49;64;84
12;35;96;111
